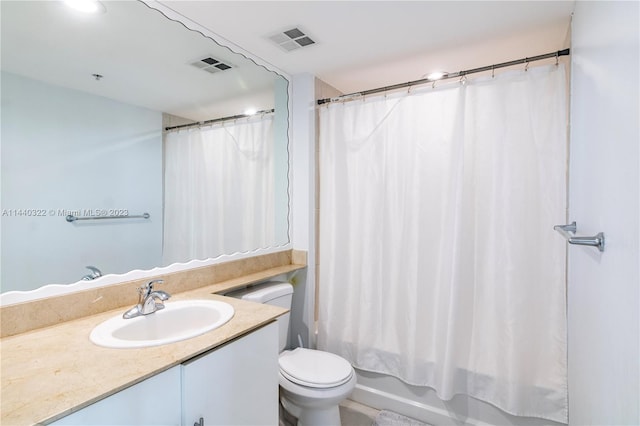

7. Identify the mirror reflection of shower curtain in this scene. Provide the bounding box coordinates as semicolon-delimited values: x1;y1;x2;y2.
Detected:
318;65;568;423
163;116;274;265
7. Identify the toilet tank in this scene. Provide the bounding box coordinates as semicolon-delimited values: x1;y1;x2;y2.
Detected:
226;282;293;352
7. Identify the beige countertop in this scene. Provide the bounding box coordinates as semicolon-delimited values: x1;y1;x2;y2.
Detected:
1;282;289;425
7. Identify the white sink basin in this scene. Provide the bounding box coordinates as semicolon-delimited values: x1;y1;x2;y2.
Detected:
90;300;234;349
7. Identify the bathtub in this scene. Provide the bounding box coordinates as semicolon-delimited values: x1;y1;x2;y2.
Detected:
350;369;567;426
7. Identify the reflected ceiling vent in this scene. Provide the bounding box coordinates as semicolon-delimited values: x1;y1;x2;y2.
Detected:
268;27;316;52
190;56;234;74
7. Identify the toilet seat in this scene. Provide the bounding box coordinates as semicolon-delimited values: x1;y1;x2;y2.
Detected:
279;348;353;388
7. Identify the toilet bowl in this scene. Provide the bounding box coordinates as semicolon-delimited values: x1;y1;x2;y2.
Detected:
279;347;356;425
227;282;356;426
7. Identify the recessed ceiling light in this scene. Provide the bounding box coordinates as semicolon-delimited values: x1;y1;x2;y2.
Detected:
64;0;106;14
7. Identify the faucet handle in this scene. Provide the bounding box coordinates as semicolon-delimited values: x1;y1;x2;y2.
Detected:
138;279;164;298
147;279;164;291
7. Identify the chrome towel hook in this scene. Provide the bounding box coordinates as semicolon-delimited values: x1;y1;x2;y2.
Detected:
554;222;605;252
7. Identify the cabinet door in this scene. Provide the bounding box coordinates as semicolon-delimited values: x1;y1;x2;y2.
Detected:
182;322;279;426
50;366;181;425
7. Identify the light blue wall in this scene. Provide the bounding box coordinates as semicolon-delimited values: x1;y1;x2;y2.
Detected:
1;72;163;292
273;75;290;247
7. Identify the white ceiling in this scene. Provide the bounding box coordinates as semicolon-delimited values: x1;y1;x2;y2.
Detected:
0;0;281;121
159;1;575;94
1;1;575;119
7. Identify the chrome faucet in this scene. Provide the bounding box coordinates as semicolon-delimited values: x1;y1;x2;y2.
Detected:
122;279;171;319
82;266;102;281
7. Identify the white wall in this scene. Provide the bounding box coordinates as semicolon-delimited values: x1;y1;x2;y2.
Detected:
1;72;163;293
274;76;290;246
288;74;344;349
289;73;316;348
568;2;639;425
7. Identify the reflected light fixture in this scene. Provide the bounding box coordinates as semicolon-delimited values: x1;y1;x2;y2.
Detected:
426;71;446;81
243;108;257;116
64;0;106;14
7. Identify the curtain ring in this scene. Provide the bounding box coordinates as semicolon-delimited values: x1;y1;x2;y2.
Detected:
555;52;559;67
407;85;413;94
491;65;495;79
525;59;530;72
432;80;436;89
459;75;467;85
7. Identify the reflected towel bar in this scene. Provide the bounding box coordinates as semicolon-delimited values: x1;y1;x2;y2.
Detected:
66;213;150;222
554;222;605;252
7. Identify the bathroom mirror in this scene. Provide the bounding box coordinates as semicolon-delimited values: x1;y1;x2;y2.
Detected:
0;0;290;294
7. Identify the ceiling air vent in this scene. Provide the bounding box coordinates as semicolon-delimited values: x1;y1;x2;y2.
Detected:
190;56;234;74
268;27;316;52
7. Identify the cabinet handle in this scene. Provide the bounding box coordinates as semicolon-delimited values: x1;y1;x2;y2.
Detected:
194;417;204;426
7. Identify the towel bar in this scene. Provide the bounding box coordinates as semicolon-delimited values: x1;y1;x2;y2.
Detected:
554;222;605;252
66;213;150;222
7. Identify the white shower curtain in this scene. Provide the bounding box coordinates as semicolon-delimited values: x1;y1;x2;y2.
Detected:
163;115;274;265
318;65;568;422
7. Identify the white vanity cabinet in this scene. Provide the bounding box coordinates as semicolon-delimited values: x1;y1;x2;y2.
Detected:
50;366;182;425
181;322;279;426
50;322;279;426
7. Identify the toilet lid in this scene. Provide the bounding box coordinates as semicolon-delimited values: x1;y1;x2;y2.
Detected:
279;348;353;388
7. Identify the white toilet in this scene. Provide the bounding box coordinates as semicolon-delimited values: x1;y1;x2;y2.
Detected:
227;281;356;426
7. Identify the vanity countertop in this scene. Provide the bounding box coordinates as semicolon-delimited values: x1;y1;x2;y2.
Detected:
0;283;288;425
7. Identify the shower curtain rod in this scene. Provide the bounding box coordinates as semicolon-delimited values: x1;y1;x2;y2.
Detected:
164;108;275;132
317;48;570;105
